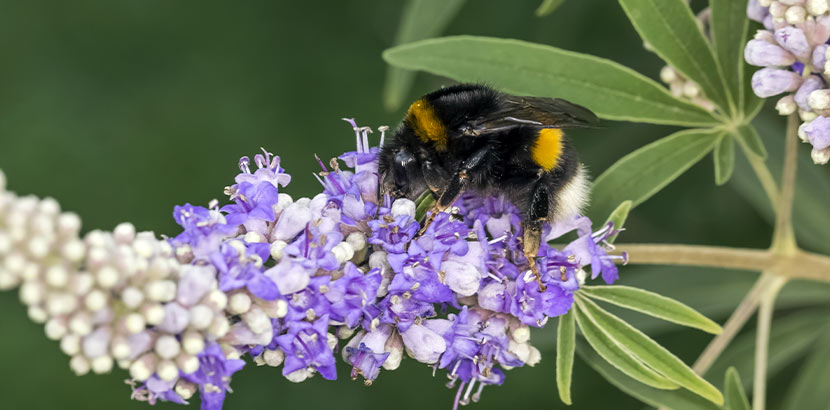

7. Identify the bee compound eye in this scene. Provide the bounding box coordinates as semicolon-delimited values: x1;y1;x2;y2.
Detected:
393;149;417;188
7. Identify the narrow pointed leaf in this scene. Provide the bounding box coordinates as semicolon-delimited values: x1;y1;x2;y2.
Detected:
535;0;566;16
556;310;575;405
589;128;721;222
710;0;749;112
724;367;751;410
603;200;632;244
782;330;830;410
577;295;724;405
574;302;679;390
382;0;466;111
576;342;721;410
383;36;720;126
714;133;735;185
733;123;767;159
580;285;722;334
707;309;830;389
619;0;732;113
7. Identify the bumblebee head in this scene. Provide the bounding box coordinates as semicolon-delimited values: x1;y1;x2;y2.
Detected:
377;142;427;199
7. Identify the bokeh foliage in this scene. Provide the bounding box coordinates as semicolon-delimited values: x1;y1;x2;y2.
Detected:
0;1;827;410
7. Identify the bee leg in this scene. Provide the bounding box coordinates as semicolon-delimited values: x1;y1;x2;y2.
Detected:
418;168;468;236
522;182;550;292
421;160;448;194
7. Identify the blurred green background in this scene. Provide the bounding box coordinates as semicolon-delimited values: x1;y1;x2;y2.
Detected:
0;1;827;410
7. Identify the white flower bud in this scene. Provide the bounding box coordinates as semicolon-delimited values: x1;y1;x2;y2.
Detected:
285;368;314;383
526;345;542;366
57;212;81;237
70;355;91;376
45;318;68;340
132;237;156;259
205;289;228;311
576;268;587;285
263;348;285;367
69;312;93;336
769;1;788;17
111;336;131;360
142;303;165;326
383;333;404;371
182;331;205;355
0;269;18;290
129;354;156;381
390;199;416;219
28;306;48;323
45;264;69;288
96;266;120;289
776;95;798;116
209;316;230;338
155;335;181;359
60;333;81;356
85;289;107;311
174;380;198;400
124;313;146;334
800;110;818;122
332;242;354;264
91;356;113;374
243;306;271;335
27;236;51;259
659;66;676;83
808;0;829;15
228;293;252;315
47;292;78;316
809;89;830;111
145;280;176;302
512;326;531;343
156;359;179;382
785;6;807;24
113;222;136;244
70;272;94;296
243;231;266;244
812;147;830;164
189;304;214;330
269;240;288;261
19;282;44;305
176;353;200;374
346;232;367;252
122;286;144;309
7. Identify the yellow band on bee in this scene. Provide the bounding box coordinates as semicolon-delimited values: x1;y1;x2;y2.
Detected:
407;99;447;151
532;128;563;171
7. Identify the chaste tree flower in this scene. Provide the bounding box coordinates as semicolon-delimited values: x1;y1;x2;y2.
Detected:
0;119;624;410
745;0;830;164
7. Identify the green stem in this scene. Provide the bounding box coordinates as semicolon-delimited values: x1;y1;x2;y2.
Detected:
611;243;830;283
752;276;787;410
691;274;775;375
770;114;800;254
737;137;779;212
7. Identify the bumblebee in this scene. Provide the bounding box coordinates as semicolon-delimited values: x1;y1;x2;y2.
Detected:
378;83;598;290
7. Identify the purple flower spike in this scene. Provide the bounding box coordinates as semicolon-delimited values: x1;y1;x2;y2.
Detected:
751;68;803;97
744;39;796;67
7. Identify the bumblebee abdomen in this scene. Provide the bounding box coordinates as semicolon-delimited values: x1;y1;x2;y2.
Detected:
530;128;564;171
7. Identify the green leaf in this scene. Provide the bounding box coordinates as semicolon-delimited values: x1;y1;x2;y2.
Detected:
383;36;720;126
576;295;724;405
382;0;466;111
535;0;566;16
733;123;767;159
589;128;720;222
706;309;830;389
580;285;722;334
576;342;721;410
573;302;680;390
603;200;632;244
714;133;735;185
619;0;732;114
782;330;830;410
556;310;575;405
710;0;749;113
724;368;751;410
414;190;437;222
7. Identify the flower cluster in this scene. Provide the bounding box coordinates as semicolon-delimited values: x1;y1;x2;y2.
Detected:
0;120;624;410
745;0;830;164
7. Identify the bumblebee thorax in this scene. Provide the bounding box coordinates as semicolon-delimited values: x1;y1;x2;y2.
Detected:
406;98;448;151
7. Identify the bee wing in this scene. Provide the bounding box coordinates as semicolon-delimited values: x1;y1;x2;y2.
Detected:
471;96;599;134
